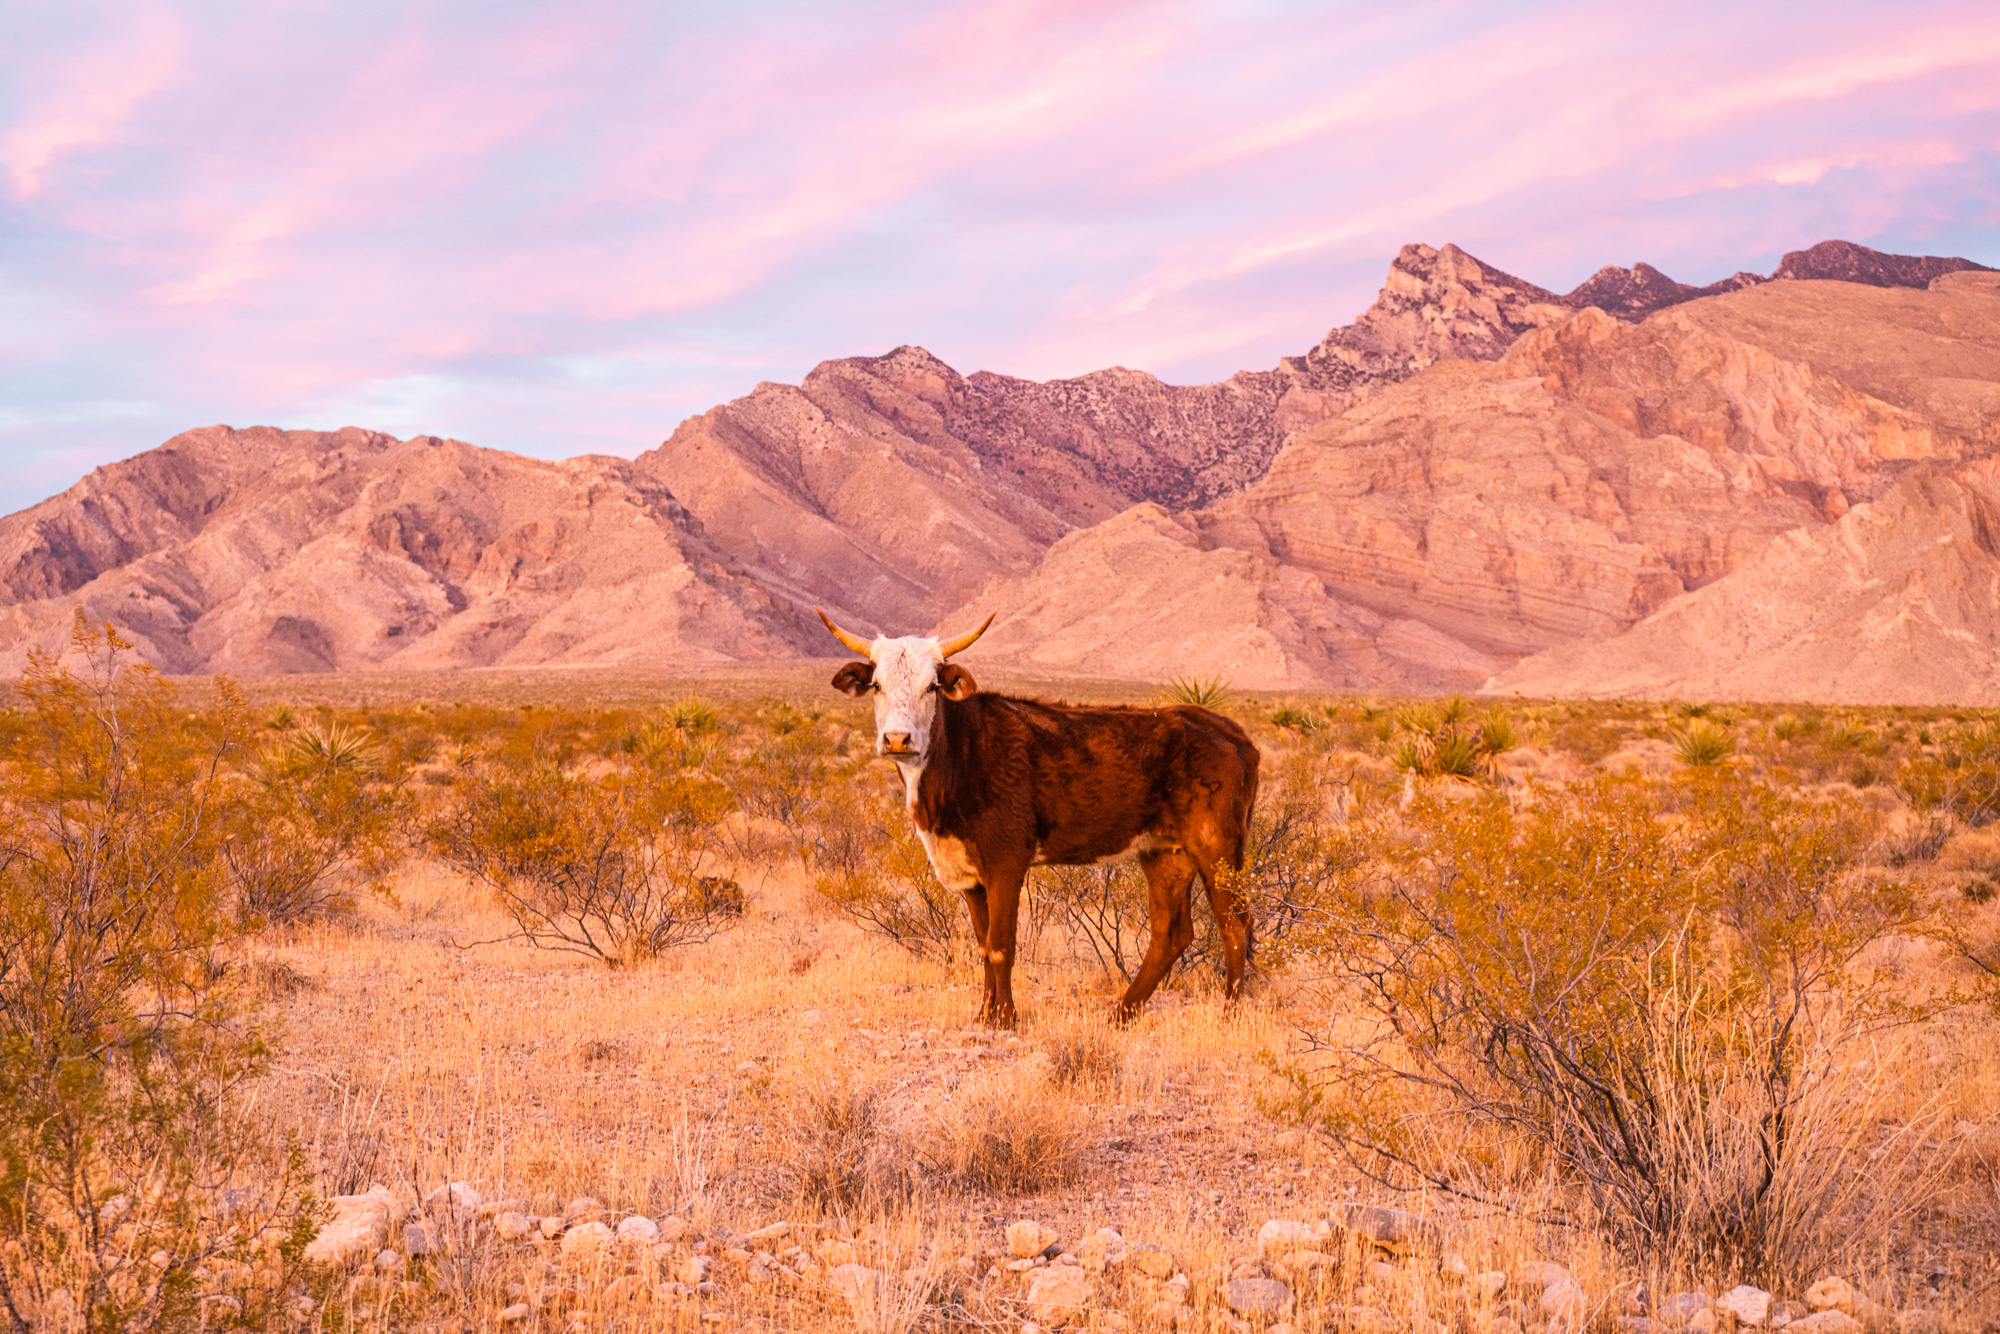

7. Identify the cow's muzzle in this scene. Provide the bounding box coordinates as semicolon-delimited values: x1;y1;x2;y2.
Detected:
880;731;917;757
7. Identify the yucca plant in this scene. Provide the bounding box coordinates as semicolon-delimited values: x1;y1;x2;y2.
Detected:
1674;719;1736;767
1391;698;1515;780
1164;675;1235;709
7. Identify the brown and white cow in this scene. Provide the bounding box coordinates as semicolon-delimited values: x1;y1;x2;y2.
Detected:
818;609;1261;1026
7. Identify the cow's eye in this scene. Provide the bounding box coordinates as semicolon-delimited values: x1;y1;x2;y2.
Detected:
927;682;940;692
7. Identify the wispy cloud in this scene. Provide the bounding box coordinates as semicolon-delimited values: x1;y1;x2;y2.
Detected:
1;0;1997;513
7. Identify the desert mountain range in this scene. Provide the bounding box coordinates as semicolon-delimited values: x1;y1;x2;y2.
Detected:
4;239;1997;702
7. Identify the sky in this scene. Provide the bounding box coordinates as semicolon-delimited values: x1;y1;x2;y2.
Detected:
4;0;1999;516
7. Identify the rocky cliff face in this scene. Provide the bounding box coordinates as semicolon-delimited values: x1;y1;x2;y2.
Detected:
7;239;1995;699
955;268;2000;695
0;426;811;675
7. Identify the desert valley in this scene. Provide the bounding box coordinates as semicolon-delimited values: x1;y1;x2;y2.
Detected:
4;238;2000;1334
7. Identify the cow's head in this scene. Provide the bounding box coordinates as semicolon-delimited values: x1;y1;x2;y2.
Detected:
819;608;993;762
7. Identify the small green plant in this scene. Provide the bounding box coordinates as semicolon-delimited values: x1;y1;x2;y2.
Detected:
1163;675;1235;709
1390;698;1514;780
1674;719;1736;767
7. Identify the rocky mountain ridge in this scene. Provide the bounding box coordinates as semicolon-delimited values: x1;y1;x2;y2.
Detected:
3;239;1995;699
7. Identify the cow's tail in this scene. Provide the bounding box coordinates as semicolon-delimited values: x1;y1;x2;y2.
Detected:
1235;741;1260;965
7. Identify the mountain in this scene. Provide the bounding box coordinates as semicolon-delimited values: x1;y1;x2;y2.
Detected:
942;269;2000;692
3;239;1995;701
0;427;811;675
1487;458;2000;705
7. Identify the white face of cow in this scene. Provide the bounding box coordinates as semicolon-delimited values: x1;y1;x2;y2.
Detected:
867;636;948;762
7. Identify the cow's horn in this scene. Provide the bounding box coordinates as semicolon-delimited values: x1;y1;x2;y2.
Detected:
816;608;875;657
938;612;996;659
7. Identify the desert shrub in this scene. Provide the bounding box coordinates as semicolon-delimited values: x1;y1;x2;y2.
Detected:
911;1073;1088;1193
1040;1017;1122;1088
732;719;837;862
770;1077;906;1210
1284;771;1926;1284
812;792;972;963
1673;719;1736;767
1390;698;1515;780
1163;675;1234;709
1898;720;2000;827
0;619;315;1333
1037;862;1149;981
221;722;409;928
426;749;739;965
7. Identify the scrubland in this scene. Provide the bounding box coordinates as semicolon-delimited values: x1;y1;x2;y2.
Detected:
3;623;1999;1334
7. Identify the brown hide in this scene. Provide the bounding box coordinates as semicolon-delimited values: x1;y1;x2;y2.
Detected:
913;692;1260;1025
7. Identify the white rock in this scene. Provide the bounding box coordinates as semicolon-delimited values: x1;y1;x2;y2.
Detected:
1658;1293;1715;1327
498;1302;531;1324
1007;1220;1060;1258
1721;1287;1774;1327
679;1255;713;1285
1790;1314;1863;1334
658;1215;690;1243
538;1215;565;1240
1477;1271;1509;1299
1325;1204;1439;1255
495;1212;533;1241
422;1181;481;1216
1519;1261;1575;1291
747;1221;791;1241
616;1215;661;1244
831;1262;887;1332
1258;1219;1323;1258
303;1186;395;1268
563;1197;605;1227
1807;1280;1857;1315
1544;1280;1589;1330
1026;1267;1093;1327
559;1221;614;1259
1078;1228;1128;1273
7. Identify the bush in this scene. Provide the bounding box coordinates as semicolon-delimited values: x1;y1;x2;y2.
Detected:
1390;698;1515;780
1673;719;1736;767
427;749;740;966
1163;675;1234;709
221;723;408;928
0;618;315;1333
1284;772;1925;1284
812;791;972;963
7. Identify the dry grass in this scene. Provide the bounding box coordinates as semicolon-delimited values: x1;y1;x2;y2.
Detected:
9;671;2000;1332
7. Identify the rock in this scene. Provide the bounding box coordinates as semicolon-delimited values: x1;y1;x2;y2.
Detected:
1286;1249;1336;1274
421;1181;481;1216
1026;1267;1093;1327
372;1249;403;1271
1519;1262;1575;1292
1132;1246;1176;1279
603;1275;650;1303
1544;1280;1589;1330
1324;1204;1441;1256
830;1263;887;1332
402;1222;439;1257
1342;1305;1402;1334
658;1216;690;1243
538;1215;565;1240
498;1302;531;1323
494;1211;534;1242
563;1198;605;1228
303;1186;395;1268
1443;1252;1470;1280
819;1239;860;1268
1721;1288;1774;1327
1773;1302;1809;1328
1477;1272;1509;1299
616;1216;661;1245
1790;1315;1864;1334
679;1256;713;1285
747;1258;774;1284
1688;1311;1718;1334
1008;1220;1061;1258
1624;1322;1667;1334
1660;1294;1715;1328
1808;1281;1858;1316
747;1222;790;1242
1079;1227;1128;1273
1367;1259;1401;1284
1258;1220;1324;1258
1149;1302;1191;1329
1223;1277;1294;1318
560;1221;614;1260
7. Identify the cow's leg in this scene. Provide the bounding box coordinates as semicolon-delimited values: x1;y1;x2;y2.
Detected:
1197;860;1254;1001
1115;849;1198;1023
962;885;996;1015
981;863;1029;1029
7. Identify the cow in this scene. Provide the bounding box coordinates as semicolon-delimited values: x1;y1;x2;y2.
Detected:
817;608;1261;1027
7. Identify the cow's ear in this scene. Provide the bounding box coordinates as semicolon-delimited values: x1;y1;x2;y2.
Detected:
937;663;978;700
831;661;875;696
